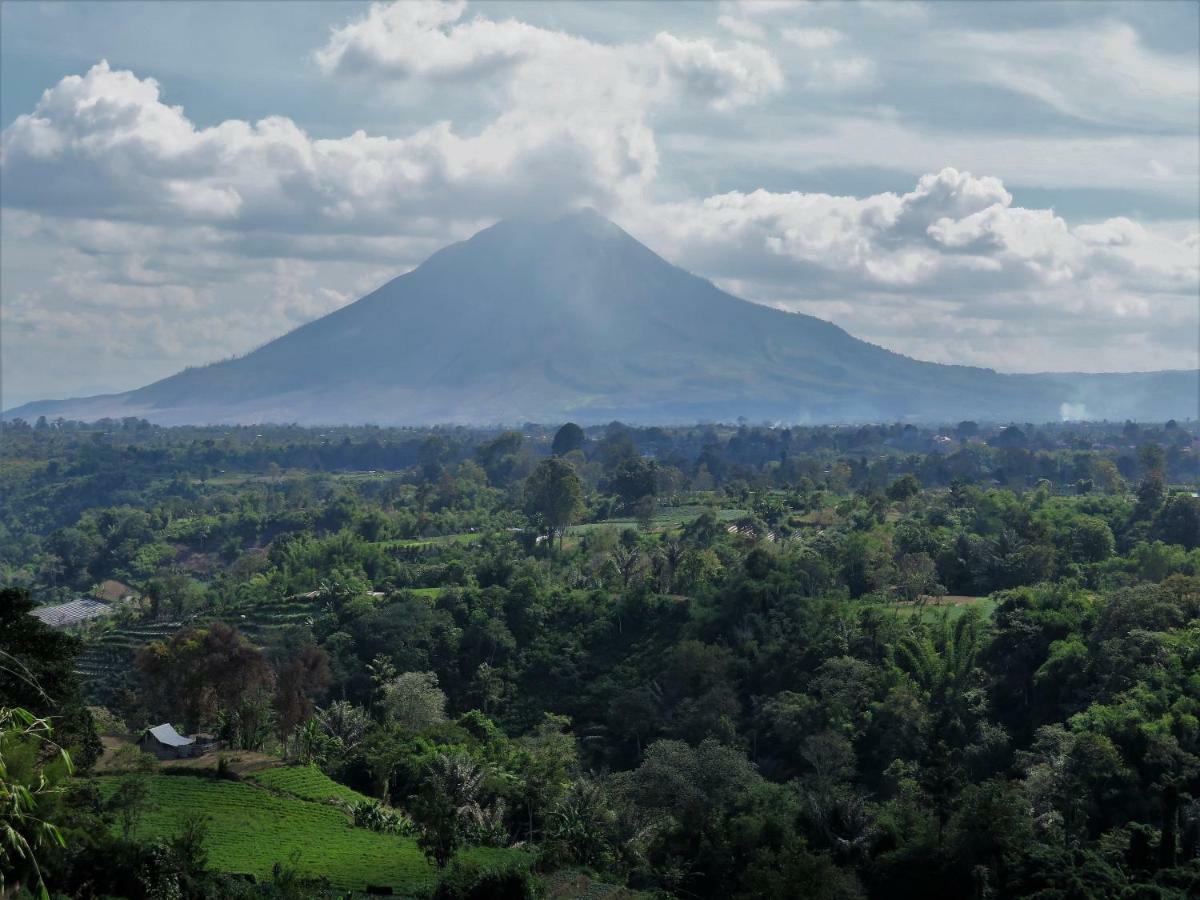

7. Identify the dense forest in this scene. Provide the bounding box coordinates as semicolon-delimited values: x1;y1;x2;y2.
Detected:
2;416;1199;899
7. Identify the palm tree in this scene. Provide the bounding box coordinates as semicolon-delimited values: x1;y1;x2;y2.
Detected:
411;752;488;868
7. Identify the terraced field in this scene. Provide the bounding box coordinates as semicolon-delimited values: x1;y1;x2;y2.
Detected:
227;595;321;645
93;774;518;893
374;532;488;550
566;505;749;537
75;594;324;702
74;620;189;702
247;764;372;805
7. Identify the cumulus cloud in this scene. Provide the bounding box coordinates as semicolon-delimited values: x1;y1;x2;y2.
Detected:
0;59;659;235
631;168;1198;371
1;1;1196;405
646;167;1197;295
315;0;539;80
2;0;790;243
317;0;782;111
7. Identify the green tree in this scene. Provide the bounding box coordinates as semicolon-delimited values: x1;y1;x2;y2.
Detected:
1;707;72;899
516;714;578;841
607;456;657;511
412;753;487;869
523;458;584;550
1154;494;1200;550
1091;458;1125;495
1070;516;1115;563
887;474;922;502
552;422;585;456
381;671;447;730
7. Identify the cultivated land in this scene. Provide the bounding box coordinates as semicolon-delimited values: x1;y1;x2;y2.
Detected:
92;772;519;893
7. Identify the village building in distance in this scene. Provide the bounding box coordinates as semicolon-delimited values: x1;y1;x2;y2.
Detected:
137;723;220;759
28;597;112;629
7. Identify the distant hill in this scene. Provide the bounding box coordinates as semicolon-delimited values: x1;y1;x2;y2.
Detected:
7;210;1197;425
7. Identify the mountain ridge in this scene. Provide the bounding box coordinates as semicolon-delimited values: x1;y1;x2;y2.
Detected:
6;210;1198;425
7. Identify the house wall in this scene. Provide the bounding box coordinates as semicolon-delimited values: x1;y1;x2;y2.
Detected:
138;735;193;759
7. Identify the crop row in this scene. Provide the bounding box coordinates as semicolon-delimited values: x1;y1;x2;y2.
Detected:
91;774;517;891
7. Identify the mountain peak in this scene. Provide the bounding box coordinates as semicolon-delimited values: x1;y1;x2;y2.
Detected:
440;206;651;274
5;212;1196;426
483;206;629;242
553;206;622;232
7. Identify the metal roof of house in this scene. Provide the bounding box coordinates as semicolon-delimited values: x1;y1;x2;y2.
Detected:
29;598;111;629
147;723;194;747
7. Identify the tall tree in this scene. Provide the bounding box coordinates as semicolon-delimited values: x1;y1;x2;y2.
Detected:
552;422;586;456
523;458;584;550
137;622;274;733
273;645;331;750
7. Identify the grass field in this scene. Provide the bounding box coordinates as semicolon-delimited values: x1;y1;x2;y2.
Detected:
375;532;488;550
867;595;997;622
93;773;518;893
405;587;444;599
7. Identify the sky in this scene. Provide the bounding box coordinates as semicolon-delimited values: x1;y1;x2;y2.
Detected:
1;0;1198;408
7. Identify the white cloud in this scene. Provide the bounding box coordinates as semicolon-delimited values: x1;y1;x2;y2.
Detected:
645;167;1197;295
717;15;765;41
781;26;842;49
942;21;1199;129
626;169;1197;372
661;113;1199;196
318;0;782;111
720;0;810;17
1;1;1197;404
315;0;536;80
0;59;659;234
776;25;874;89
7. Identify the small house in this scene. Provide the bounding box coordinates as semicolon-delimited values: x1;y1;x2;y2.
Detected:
96;579;137;602
138;723;196;759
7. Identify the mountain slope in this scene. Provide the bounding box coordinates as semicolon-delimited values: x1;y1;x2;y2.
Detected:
7;210;1197;424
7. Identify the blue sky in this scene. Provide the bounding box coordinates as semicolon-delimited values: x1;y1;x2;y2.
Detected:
2;0;1197;407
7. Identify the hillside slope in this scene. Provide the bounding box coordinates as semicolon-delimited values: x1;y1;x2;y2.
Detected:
8;210;1197;424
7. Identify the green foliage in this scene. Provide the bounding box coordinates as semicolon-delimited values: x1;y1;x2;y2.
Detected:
350;798;416;835
4;420;1200;898
523;458;584;547
433;857;539;900
1;707;73;900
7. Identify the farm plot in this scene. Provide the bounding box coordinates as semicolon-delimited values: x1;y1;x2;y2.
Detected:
375;532;489;550
566;506;749;537
866;594;997;622
247;764;371;805
93;774;518;893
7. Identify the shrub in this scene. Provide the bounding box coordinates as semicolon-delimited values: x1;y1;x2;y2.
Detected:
432;859;539;900
350;799;416;836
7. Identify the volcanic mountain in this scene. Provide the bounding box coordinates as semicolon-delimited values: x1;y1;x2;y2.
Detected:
7;210;1197;425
